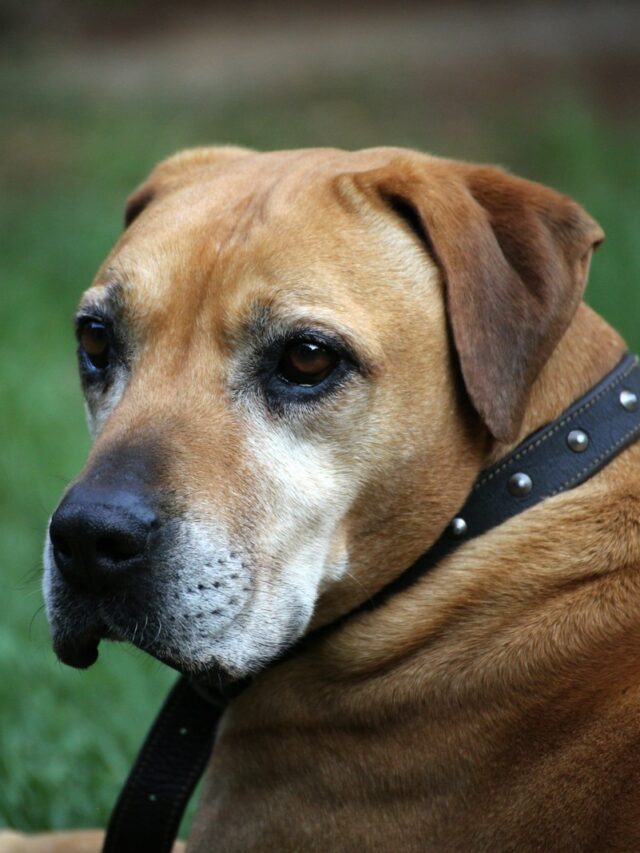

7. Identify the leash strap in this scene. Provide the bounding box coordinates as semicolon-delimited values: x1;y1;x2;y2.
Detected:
102;676;224;853
102;353;640;853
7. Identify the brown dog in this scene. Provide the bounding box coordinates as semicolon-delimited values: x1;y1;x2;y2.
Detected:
5;146;640;851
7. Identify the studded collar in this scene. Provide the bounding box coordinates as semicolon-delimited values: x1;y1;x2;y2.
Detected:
451;352;640;536
102;352;640;853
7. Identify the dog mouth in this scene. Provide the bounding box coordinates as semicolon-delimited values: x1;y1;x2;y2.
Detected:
45;525;308;685
51;609;237;687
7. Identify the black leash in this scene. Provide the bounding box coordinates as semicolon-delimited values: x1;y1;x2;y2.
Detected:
102;677;226;853
103;353;640;853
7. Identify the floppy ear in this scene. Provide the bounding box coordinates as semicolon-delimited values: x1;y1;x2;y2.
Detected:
357;158;604;443
123;145;255;228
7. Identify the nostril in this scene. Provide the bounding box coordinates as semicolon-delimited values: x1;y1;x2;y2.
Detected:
96;533;146;563
50;531;72;560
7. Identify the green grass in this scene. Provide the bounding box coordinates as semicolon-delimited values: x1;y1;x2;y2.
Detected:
1;71;638;833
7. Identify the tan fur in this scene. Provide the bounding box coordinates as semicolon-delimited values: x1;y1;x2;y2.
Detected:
0;832;182;852
25;147;640;851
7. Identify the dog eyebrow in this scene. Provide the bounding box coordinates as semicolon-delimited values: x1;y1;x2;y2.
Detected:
76;280;126;321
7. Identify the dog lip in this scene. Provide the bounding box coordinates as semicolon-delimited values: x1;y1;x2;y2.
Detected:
53;633;101;669
52;610;151;670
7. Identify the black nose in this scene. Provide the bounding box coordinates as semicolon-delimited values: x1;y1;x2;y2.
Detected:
49;484;157;591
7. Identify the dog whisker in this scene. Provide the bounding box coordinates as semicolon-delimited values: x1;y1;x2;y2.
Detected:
28;603;46;640
152;617;163;646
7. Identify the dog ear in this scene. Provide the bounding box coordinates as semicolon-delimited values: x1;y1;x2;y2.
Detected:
357;158;604;443
123;145;255;228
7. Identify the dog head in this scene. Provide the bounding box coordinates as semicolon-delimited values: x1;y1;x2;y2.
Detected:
43;146;602;679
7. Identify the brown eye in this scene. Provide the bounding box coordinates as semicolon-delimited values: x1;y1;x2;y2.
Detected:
278;340;339;385
79;321;110;370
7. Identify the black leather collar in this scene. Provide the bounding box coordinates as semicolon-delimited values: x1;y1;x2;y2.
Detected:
102;353;640;853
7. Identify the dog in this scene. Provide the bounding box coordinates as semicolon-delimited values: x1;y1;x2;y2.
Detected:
4;145;640;852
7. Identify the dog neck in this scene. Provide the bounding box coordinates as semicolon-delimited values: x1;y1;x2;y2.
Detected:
205;428;640;850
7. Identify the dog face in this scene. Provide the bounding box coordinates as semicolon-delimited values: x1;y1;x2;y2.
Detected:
43;146;602;679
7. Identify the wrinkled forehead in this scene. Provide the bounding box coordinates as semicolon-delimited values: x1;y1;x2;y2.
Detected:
79;153;389;346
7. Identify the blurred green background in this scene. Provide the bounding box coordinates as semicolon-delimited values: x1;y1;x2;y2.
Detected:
1;0;639;836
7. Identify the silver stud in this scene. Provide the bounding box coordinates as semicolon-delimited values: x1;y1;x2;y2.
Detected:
148;793;157;802
507;472;532;497
567;429;589;453
620;390;638;412
449;517;468;538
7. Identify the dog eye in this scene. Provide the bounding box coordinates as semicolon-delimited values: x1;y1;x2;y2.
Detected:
277;339;340;386
78;321;110;370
